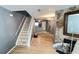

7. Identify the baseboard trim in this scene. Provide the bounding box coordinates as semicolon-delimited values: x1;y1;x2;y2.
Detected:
6;45;16;54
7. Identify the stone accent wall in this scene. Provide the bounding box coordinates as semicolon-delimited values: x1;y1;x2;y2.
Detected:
55;6;79;43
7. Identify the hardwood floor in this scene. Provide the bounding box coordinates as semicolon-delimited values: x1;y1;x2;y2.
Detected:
10;32;56;54
31;32;54;47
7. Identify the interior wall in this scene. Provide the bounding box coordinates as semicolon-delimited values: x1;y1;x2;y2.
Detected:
0;7;26;54
42;21;46;31
45;17;56;37
48;18;56;34
55;6;79;43
34;20;47;33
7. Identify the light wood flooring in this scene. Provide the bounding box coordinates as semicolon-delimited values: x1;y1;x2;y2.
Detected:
10;32;56;54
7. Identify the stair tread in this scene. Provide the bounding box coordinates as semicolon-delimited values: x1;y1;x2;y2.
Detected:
18;43;26;45
21;31;27;32
18;38;27;40
17;43;26;45
18;37;27;40
18;41;27;43
19;33;27;35
18;37;27;39
18;39;26;41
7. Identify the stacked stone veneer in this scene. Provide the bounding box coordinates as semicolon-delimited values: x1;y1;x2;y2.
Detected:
55;6;79;43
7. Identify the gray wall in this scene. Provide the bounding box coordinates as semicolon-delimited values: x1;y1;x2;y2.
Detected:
46;20;56;35
0;7;25;54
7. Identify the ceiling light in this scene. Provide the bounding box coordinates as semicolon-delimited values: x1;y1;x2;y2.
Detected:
25;9;26;10
10;14;13;17
44;14;55;17
35;22;39;26
40;13;55;18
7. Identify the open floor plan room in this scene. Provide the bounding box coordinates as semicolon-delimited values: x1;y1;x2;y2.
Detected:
0;5;79;54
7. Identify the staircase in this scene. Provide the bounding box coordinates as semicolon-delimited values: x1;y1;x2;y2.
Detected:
16;18;31;46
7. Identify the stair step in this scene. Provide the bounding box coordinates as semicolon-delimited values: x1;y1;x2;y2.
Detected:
18;42;27;45
23;26;29;28
22;28;28;30
20;32;27;34
19;37;28;39
22;29;28;31
17;45;27;47
21;30;27;32
22;30;27;32
23;26;28;29
18;39;25;41
25;21;30;23
18;36;27;39
25;24;29;25
18;40;27;43
20;33;27;36
23;24;28;26
18;36;28;39
18;35;25;37
19;34;27;37
21;32;27;33
23;27;28;28
17;43;27;46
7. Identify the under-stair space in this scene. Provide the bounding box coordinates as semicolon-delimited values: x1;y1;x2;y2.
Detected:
16;17;31;46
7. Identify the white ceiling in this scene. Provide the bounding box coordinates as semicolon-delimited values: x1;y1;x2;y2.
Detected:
1;5;74;18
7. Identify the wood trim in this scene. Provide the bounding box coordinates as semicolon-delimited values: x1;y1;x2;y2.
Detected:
6;45;16;54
